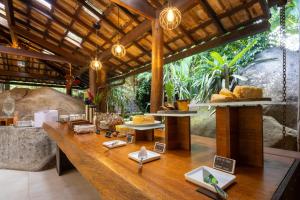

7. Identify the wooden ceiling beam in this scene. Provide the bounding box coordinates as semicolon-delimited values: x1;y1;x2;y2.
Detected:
0;70;64;81
109;0;156;19
58;5;83;47
3;0;18;47
79;0;197;76
199;0;227;33
12;26;88;67
0;45;71;64
108;20;270;82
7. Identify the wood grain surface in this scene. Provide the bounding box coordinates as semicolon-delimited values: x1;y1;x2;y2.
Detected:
43;122;294;200
216;106;263;167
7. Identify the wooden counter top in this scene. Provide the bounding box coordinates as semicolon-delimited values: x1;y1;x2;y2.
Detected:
43;122;295;200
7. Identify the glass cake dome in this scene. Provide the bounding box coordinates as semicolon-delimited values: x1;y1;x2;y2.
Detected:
2;93;15;116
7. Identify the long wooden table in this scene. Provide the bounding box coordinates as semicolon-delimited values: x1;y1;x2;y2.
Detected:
43;122;298;200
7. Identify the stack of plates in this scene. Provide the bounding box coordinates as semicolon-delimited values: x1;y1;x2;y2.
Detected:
103;140;127;149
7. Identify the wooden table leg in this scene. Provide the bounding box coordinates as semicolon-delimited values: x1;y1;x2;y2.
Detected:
216;106;263;167
165;117;191;151
56;145;74;176
134;130;154;141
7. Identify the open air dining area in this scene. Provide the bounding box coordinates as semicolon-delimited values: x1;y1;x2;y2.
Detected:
0;0;300;199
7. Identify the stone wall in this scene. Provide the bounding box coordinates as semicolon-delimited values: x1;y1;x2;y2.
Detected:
0;126;56;171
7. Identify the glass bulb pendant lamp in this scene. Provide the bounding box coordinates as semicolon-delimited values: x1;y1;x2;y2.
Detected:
90;57;102;71
90;23;102;72
159;1;181;30
112;6;126;58
112;42;126;58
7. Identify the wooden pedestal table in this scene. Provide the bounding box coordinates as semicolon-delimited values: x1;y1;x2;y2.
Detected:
43;122;300;200
190;101;286;167
124;123;165;142
145;113;197;151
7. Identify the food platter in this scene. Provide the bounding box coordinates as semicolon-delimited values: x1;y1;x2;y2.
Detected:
125;120;161;127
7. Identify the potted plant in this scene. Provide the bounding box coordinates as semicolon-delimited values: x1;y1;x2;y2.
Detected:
93;91;103;112
165;81;175;105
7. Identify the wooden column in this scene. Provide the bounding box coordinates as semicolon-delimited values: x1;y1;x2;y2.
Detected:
150;17;164;113
97;69;107;112
66;87;72;96
89;68;96;97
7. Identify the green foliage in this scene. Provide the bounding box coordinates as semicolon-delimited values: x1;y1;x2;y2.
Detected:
93;91;103;105
270;0;299;34
165;81;175;103
107;86;129;116
135;72;151;112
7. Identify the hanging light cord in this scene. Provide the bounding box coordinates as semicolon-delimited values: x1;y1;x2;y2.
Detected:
118;6;120;42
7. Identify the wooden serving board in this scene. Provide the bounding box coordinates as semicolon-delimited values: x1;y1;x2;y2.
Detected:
210;97;271;103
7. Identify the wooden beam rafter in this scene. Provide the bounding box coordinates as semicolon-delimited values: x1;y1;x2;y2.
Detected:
109;20;271;82
12;26;88;67
110;0;156;19
3;0;18;47
0;45;71;64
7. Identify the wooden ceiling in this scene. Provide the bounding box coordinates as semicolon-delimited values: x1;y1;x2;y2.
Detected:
0;0;281;88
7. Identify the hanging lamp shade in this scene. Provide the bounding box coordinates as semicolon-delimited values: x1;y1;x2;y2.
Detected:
111;42;126;58
159;6;181;30
90;57;102;71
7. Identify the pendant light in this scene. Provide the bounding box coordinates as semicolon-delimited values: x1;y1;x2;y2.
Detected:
159;0;181;30
90;22;102;71
111;6;126;58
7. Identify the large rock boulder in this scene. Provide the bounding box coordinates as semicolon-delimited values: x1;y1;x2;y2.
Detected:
0;87;84;120
240;47;299;129
0;126;56;171
191;111;298;151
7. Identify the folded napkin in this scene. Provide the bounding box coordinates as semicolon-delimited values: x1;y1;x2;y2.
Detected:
74;124;96;134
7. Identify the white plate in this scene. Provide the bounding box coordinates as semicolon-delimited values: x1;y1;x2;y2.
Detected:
184;166;236;193
128;150;161;163
102;140;127;149
125;120;161;127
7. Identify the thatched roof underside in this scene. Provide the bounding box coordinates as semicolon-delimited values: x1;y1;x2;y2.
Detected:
0;0;276;88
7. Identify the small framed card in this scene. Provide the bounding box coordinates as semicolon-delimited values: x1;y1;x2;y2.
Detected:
105;131;112;138
126;134;134;143
213;155;236;174
154;142;166;153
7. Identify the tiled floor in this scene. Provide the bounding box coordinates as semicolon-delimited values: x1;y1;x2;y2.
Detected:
0;168;100;200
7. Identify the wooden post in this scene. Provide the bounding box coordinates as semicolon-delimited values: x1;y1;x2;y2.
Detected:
97;69;107;112
66;87;72;96
89;68;96;97
150;17;164;113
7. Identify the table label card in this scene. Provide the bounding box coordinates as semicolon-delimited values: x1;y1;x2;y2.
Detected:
213;155;236;174
127;134;134;143
154;142;166;153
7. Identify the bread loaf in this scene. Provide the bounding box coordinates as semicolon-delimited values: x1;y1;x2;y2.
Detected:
211;94;234;102
219;88;237;99
233;86;263;99
132;115;155;125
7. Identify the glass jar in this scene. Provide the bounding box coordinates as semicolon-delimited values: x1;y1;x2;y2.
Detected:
2;93;15;116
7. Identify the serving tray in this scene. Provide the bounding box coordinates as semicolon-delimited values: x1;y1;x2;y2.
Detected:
102;140;127;149
128;150;161;163
184;166;236;193
125;120;161;127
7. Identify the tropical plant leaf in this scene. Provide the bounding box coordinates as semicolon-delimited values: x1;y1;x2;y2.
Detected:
210;52;225;65
228;40;257;67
